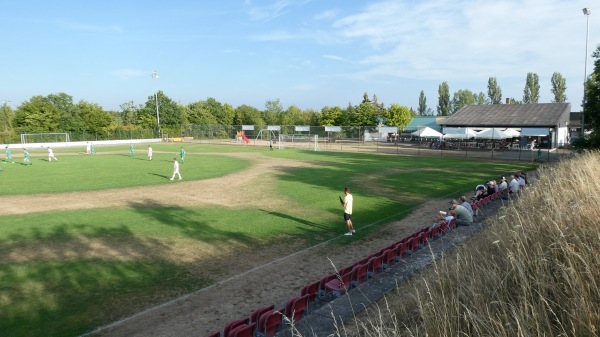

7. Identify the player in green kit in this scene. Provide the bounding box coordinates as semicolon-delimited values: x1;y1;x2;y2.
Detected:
180;147;185;164
129;144;135;157
23;149;31;165
4;146;13;163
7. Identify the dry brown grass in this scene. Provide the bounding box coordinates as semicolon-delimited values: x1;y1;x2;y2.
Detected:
336;151;600;336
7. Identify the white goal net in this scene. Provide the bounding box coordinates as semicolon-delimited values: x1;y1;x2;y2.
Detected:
21;133;70;145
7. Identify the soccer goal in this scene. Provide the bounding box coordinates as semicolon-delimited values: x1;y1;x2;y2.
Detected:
21;133;70;145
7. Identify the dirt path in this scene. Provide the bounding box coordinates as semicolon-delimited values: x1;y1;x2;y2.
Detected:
0;153;314;216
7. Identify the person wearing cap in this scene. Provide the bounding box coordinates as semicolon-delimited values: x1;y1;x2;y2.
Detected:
498;176;508;190
473;184;487;200
449;199;473;226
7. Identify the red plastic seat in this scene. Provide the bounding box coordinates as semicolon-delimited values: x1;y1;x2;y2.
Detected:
250;304;275;323
257;310;283;337
395;240;409;259
381;248;396;269
324;271;352;297
350;263;368;287
228;322;255;337
407;236;419;254
300;281;320;305
317;274;336;297
223;319;248;337
284;294;309;322
367;255;383;277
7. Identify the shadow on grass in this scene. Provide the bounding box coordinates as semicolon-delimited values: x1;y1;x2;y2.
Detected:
0;225;211;337
259;209;329;230
128;199;254;244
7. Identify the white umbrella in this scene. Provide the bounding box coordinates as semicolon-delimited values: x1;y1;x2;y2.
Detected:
474;128;511;139
411;127;442;138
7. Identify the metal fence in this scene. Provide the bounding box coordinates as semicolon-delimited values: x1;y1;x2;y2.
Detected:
180;125;569;163
5;124;570;162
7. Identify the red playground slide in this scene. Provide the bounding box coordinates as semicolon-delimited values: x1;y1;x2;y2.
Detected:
240;131;250;144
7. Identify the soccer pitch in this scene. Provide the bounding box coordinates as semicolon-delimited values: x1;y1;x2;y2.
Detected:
0;143;535;336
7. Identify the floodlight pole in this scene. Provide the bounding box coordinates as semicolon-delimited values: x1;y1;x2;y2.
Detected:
582;8;591;138
151;70;161;137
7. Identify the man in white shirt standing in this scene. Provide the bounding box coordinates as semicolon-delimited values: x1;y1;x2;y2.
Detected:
170;158;182;181
343;187;355;236
48;147;58;162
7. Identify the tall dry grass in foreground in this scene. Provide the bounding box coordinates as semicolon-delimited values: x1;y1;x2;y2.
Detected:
343;152;600;336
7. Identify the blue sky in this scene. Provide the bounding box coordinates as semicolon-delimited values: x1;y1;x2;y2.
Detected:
0;0;597;113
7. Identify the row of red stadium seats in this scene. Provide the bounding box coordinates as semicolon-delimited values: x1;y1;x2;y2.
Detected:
207;181;513;337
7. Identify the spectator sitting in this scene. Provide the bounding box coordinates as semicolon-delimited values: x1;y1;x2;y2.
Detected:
516;172;526;190
486;180;497;195
508;175;520;194
458;196;474;216
449;199;473;226
519;171;528;185
433;210;455;228
473;184;487;200
498;176;508;190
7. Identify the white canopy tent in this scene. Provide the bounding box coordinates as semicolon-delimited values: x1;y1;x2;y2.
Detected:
412;127;442;138
442;127;476;139
503;128;521;137
474;128;511;139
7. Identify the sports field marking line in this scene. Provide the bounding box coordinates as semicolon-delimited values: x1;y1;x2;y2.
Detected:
79;190;460;337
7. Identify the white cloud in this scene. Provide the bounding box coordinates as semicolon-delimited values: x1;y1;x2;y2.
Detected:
246;0;312;22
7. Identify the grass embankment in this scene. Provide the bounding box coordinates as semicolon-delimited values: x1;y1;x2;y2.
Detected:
345;152;600;336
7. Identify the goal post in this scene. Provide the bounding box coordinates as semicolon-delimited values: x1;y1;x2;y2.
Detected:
21;133;70;145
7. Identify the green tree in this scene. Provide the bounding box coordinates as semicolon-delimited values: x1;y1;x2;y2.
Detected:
451;89;476;114
418;90;428;116
551;72;568;103
319;106;343;126
262;99;283;125
139;91;183;129
47;92;84;132
579;44;600;149
475;92;487;105
234;105;264;127
120;101;139;127
185;101;218;125
77;100;111;133
352;101;378;126
281;105;303;125
385;103;413;129
437;81;451;116
13;95;62;131
487;77;503;104
523;72;540;103
0;102;14;132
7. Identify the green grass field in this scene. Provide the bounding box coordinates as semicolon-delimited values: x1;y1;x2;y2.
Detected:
0;143;535;337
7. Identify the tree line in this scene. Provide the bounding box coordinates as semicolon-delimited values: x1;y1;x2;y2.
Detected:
0;70;570;143
417;72;568;116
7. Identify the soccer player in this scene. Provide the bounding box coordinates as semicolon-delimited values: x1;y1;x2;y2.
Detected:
48;147;58;162
91;142;96;154
147;145;153;161
4;146;13;163
86;142;91;154
342;187;355;236
129;144;135;157
180;147;185;164
170;157;182;180
23;149;31;164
